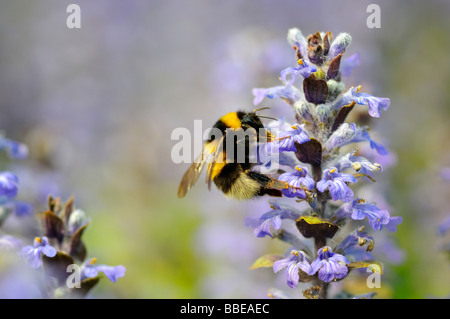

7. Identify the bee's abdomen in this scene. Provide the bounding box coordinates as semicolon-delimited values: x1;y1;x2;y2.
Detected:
213;164;261;200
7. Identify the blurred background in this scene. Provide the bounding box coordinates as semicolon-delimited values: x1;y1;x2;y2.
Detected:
0;0;449;298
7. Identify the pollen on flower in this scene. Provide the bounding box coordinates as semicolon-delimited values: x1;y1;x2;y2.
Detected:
297;59;304;65
291;251;299;256
296;167;303;172
345;101;357;108
330;168;336;173
355;85;362;92
291;124;298;129
35;237;42;244
323;247;328;252
89;257;98;265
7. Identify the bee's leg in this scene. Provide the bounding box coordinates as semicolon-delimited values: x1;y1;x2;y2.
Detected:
258;188;283;197
246;171;289;189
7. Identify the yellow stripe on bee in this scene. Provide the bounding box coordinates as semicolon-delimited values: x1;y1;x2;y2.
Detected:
204;141;216;156
220;112;241;129
210;152;226;179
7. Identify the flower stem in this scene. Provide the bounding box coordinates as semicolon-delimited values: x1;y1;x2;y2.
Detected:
319;281;329;299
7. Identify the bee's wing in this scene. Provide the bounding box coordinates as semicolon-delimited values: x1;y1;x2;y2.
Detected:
205;136;225;191
177;152;207;198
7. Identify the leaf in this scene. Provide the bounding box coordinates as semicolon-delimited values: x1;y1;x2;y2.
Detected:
307;32;324;65
303;74;328;104
69;223;89;261
327;53;343;80
48;195;61;214
68;276;101;298
322;31;332;56
348;261;383;274
331;101;356;132
64;195;75;224
294;138;322;165
296;216;339;239
42;252;75;285
42;210;65;244
249;254;283;270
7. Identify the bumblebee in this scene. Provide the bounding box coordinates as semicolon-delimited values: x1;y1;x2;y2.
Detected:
177;109;288;200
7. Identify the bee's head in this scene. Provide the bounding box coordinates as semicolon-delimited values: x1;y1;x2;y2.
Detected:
245;107;278;128
241;112;264;130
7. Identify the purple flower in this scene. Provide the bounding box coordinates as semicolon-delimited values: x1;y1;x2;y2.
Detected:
273;250;313;288
335;227;374;254
311;247;349;282
0;172;19;201
252;85;302;106
21;237;57;268
82;258;126;283
0;200;32;217
0;136;28;160
0;234;22;251
324;123;388;156
323;123;358;152
327;33;352;60
278;166;314;198
335;150;382;177
317;167;357;202
360;131;388;156
438;216;450;236
336;198;402;231
332;86;390;118
280;59;317;85
287;28;308;61
384;216;403;232
266;124;309;153
245;202;301;238
13;201;33;217
440;167;450;182
340;53;360;77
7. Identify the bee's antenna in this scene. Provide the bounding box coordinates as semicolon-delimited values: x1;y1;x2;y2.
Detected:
252;107;277;121
258;115;278;121
253;106;271;113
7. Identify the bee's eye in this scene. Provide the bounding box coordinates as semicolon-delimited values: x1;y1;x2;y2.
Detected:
242;114;256;127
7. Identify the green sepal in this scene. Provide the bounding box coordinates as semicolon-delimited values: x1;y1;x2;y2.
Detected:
42;251;75;285
69;223;89;262
42;210;65;244
348;260;383;274
296;216;339;239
